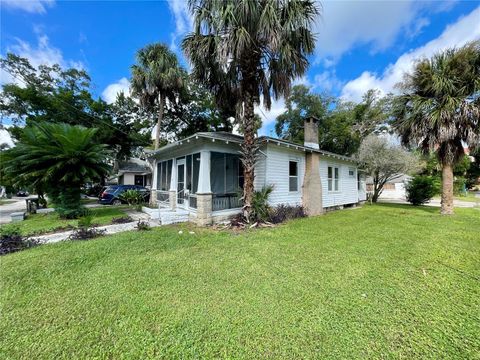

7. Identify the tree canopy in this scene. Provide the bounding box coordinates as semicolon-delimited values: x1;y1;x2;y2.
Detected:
275;86;391;155
0;53;151;161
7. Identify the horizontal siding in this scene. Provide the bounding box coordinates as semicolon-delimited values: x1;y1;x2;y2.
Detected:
264;144;305;206
254;148;267;190
320;157;359;207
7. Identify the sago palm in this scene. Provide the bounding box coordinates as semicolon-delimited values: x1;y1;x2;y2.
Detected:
4;122;111;218
131;43;184;149
182;0;319;221
393;41;480;214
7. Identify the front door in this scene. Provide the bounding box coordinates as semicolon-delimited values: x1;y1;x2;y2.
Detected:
177;160;186;207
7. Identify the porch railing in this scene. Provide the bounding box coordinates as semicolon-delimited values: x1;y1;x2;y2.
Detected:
156;190;169;208
213;193;242;211
189;194;197;209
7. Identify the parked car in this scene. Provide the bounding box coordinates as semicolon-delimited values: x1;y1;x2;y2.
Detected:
98;185;150;205
16;190;29;197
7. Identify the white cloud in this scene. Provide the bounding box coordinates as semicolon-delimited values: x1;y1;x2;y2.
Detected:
0;126;15;148
1;33;85;85
314;0;453;63
313;70;343;93
341;6;480;102
101;77;130;104
1;0;55;14
256;98;286;136
167;0;194;52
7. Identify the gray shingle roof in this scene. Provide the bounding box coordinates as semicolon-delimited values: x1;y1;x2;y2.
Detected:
118;158;150;173
149;131;357;163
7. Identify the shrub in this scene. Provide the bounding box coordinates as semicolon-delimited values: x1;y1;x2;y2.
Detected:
454;176;467;196
251;185;273;222
136;220;150;231
268;205;306;224
120;190;144;206
77;214;94;228
111;216;134;224
69;227;106;240
0;225;39;255
70;212;105;240
406;176;437;205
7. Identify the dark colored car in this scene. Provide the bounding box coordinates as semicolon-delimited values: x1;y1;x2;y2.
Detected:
16;190;30;197
98;185;150;205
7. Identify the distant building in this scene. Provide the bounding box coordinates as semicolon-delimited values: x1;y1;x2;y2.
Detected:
117;158;152;187
366;174;412;200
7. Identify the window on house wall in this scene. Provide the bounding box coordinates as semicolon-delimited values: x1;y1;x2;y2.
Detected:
289;161;298;191
349;168;355;177
134;175;144;186
328;166;340;192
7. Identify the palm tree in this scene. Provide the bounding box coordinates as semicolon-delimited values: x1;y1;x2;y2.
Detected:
131;43;184;150
182;0;319;221
4;122;111;218
393;41;480;215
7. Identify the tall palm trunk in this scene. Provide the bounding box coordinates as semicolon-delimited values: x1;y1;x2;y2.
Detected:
441;163;454;215
241;89;256;222
154;94;165;150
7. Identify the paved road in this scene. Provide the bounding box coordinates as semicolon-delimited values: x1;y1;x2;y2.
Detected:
379;197;480;208
0;196;102;224
0;196;35;224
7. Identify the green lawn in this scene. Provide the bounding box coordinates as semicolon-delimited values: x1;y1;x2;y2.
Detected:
2;206;128;236
0;199;15;205
1;204;479;359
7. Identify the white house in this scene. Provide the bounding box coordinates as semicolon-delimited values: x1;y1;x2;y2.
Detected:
116;158;152;187
148;117;366;225
366;174;412;200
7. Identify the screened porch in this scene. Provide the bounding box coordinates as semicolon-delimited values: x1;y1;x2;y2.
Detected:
155;151;243;212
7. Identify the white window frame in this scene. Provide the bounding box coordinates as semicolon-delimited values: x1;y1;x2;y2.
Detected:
348;167;355;177
289;160;299;192
328;165;340;192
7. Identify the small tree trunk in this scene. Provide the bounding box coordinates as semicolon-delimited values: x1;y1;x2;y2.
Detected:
441;163;454;215
241;90;256;223
155;94;165;150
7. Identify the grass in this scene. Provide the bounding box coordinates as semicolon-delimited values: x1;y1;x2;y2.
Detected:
1;206;128;236
0;199;15;205
1;204;479;359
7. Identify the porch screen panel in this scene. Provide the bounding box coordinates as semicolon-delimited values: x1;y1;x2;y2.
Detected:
166;159;172;190
157;162;162;189
157;160;172;191
192;153;200;193
186;155;192;191
225;154;238;193
210;152;242;194
211;152;225;194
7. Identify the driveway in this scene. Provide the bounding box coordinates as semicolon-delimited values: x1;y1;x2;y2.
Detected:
379;197;479;208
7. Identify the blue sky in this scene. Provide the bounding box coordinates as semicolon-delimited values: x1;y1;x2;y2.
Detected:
1;0;480;138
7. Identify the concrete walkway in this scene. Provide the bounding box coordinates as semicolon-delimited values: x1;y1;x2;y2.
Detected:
34;218;160;244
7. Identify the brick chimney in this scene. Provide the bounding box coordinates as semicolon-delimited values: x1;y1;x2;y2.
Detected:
302;116;323;215
304;116;319;149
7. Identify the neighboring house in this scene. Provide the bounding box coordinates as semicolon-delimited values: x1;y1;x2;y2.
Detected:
148;117;367;225
366;174;412;200
117;158;152;187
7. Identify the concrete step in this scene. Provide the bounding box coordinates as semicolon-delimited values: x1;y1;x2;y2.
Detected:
159;209;190;225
